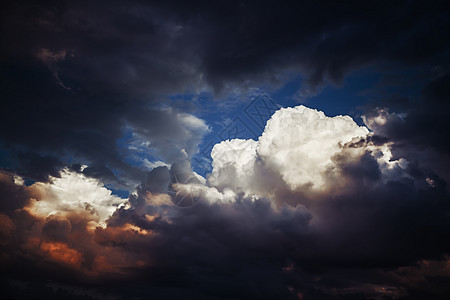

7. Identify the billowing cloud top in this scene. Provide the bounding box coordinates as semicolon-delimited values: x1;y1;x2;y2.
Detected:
257;106;369;190
25;169;128;229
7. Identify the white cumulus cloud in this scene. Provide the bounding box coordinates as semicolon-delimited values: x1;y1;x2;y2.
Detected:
161;105;409;208
25;168;128;229
207;105;371;197
208;139;258;193
257;106;370;190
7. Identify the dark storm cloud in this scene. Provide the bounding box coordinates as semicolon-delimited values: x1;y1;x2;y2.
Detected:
0;171;31;213
363;74;450;183
364;74;450;153
155;0;450;89
1;139;450;300
0;169;311;299
0;0;207;185
1;0;449;184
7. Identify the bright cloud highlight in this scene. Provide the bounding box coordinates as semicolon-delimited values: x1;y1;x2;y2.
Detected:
25;168;128;229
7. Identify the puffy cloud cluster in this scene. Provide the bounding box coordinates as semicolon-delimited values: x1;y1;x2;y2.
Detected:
126;109;210;165
257;106;369;190
207;105;409;203
1;104;450;299
361;74;450;184
209;139;258;194
0;167;313;299
25;168;128;229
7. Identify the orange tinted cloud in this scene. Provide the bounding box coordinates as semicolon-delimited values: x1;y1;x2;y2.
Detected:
40;241;83;269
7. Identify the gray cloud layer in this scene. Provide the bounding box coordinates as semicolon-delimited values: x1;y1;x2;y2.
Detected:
1;0;449;186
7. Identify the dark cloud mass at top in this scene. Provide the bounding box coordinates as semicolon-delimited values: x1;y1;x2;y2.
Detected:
1;0;449;183
1;1;450;299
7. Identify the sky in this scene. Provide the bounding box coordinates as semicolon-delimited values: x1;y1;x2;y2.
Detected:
1;1;450;299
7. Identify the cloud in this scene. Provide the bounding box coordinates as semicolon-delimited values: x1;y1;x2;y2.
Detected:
207;105;404;199
125;108;210;164
1;103;450;299
208;139;258;193
25;168;128;229
35;48;71;89
3;1;449;94
362;74;450;183
0;84;209;188
1;1;450;297
1;0;449;186
257;106;369;190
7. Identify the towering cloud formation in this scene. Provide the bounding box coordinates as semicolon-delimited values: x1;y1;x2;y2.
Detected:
257;106;369;190
208;105;407;202
3;104;449;299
